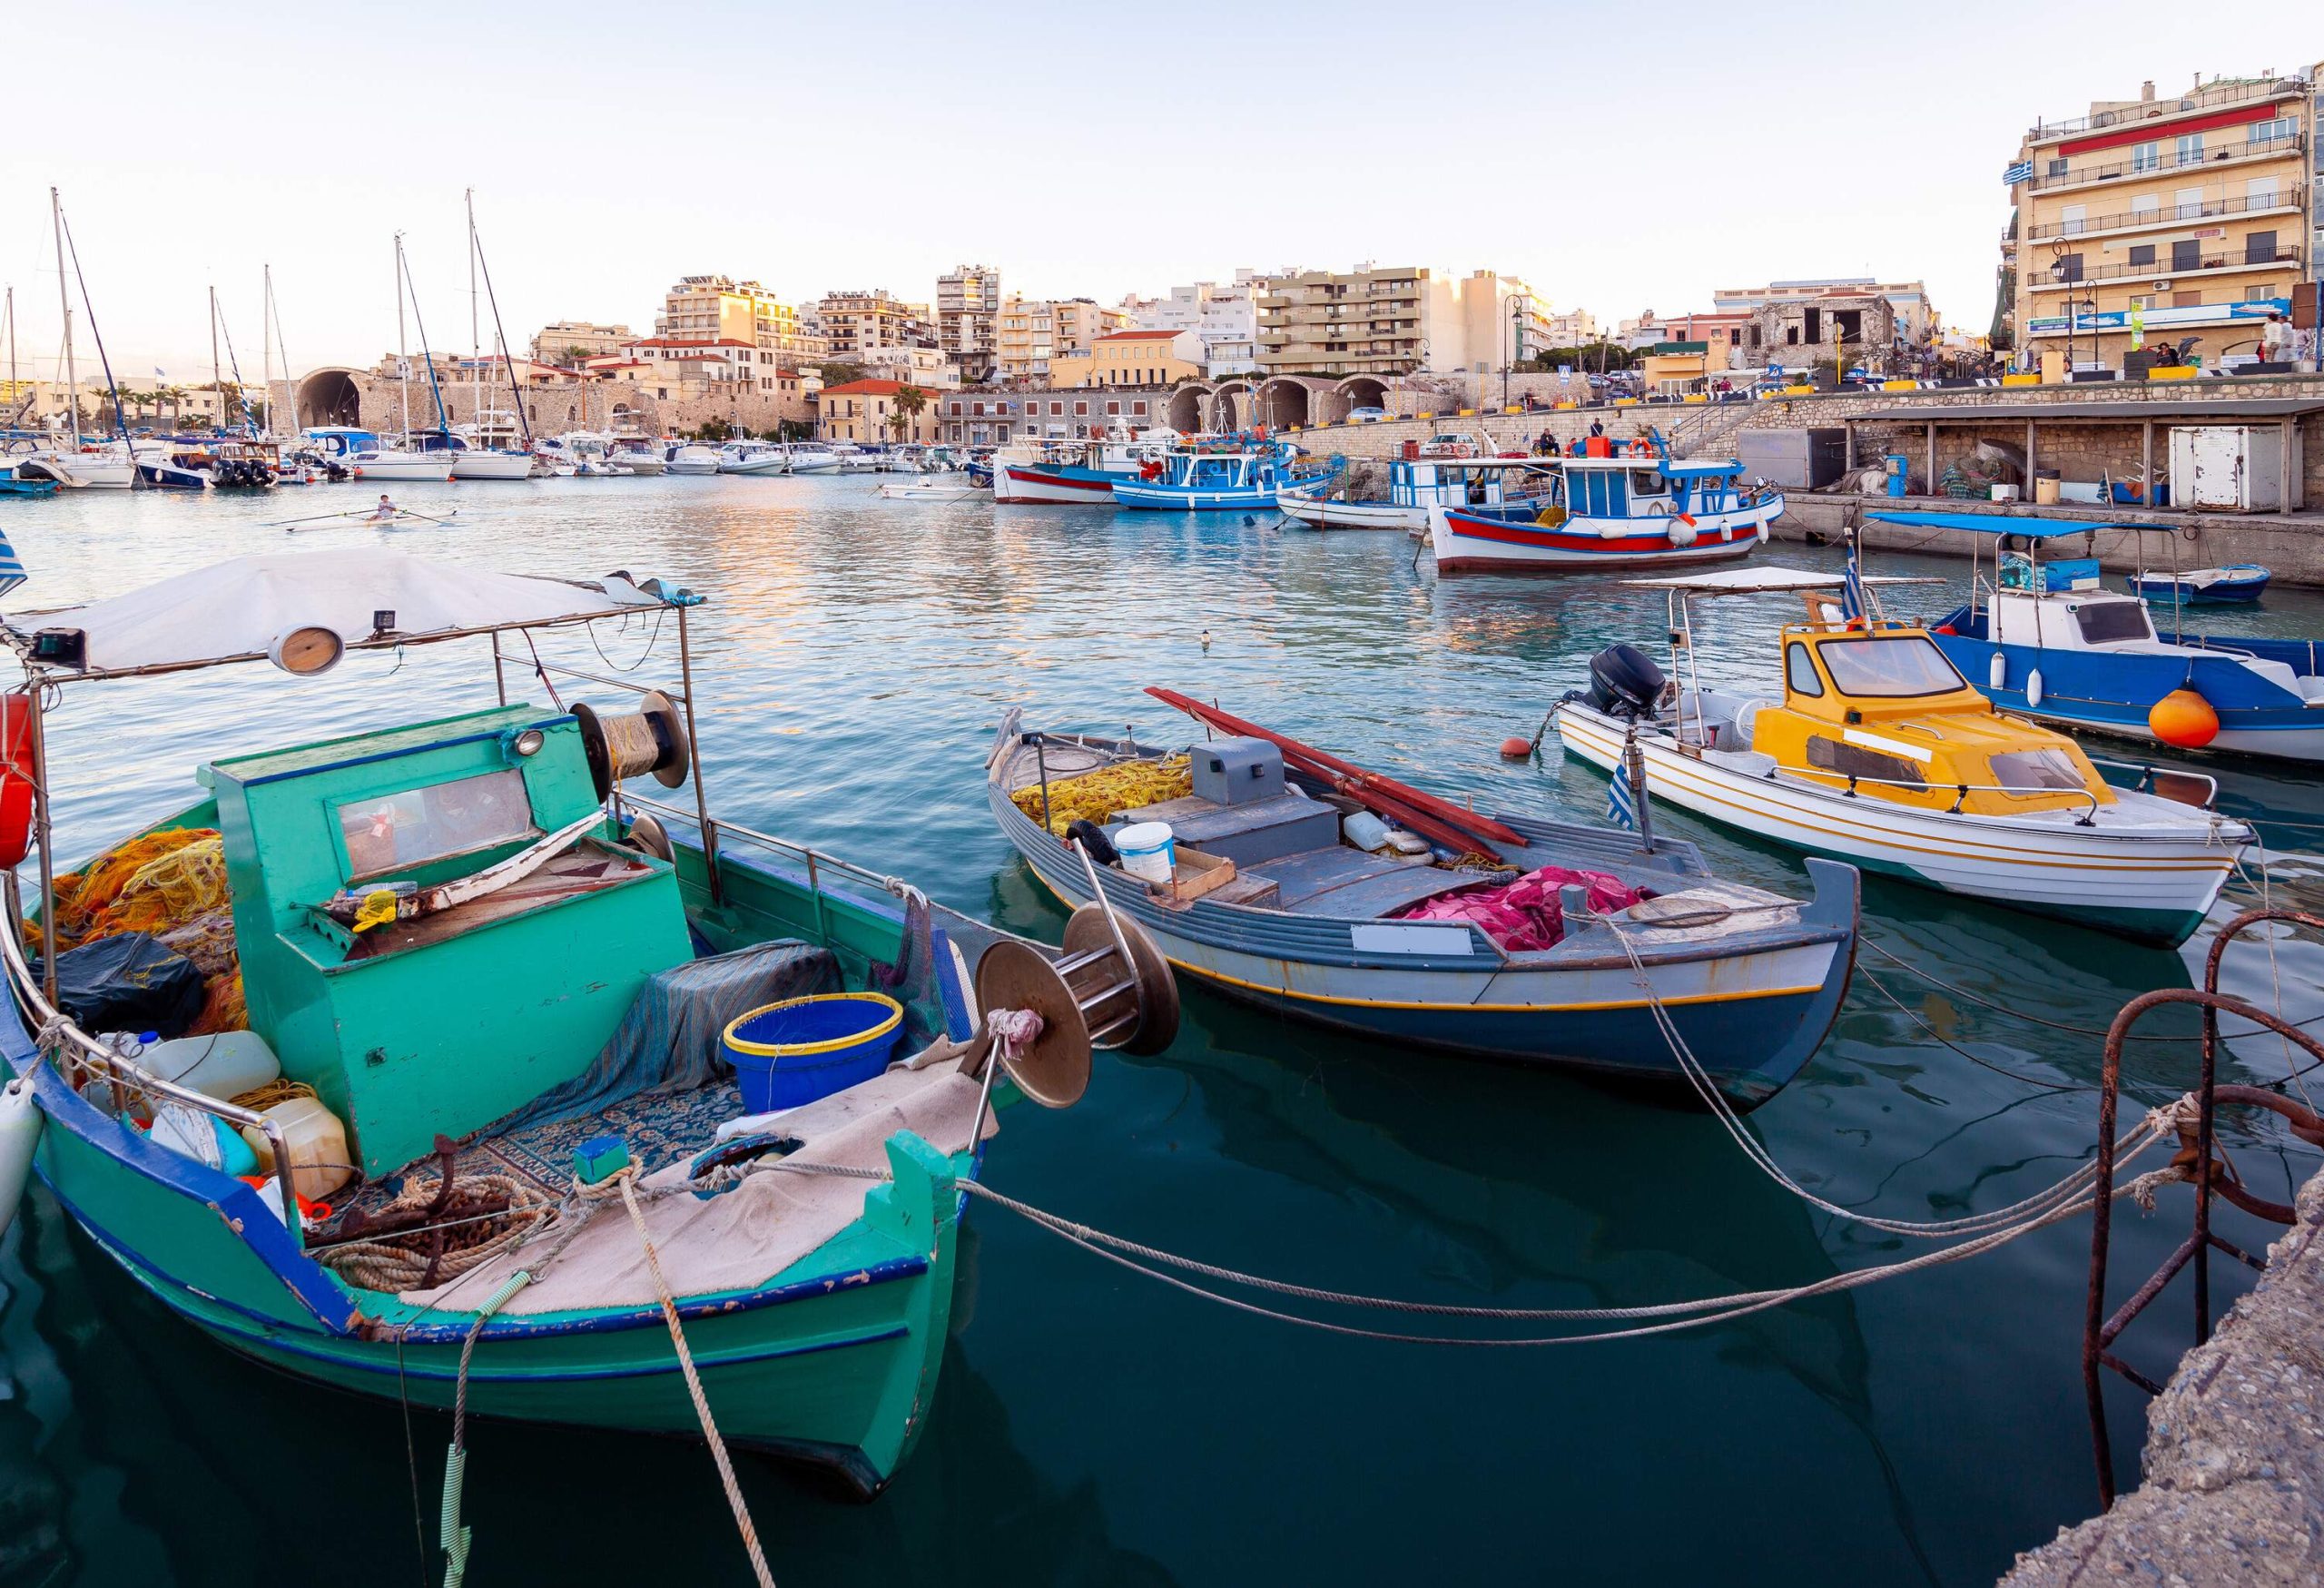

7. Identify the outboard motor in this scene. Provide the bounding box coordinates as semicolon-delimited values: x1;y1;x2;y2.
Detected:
1587;644;1667;722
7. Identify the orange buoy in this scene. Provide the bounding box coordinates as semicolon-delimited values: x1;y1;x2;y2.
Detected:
2149;686;2219;749
1499;736;1534;760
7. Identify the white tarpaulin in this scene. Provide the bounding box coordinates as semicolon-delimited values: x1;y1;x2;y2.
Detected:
15;549;671;672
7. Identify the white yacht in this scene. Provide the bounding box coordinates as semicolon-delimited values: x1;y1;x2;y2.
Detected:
447;412;535;481
718;440;789;476
11;444;134;488
783;442;842;474
606;434;665;476
666;443;722;476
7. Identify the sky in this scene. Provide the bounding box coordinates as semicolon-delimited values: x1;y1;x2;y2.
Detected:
5;1;2317;380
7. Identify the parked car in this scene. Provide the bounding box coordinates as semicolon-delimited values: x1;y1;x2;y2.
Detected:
1419;432;1482;459
1346;406;1390;420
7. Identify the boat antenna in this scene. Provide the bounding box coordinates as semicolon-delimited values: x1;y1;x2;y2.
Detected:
398;235;454;437
54;202;139;477
468;197;534;449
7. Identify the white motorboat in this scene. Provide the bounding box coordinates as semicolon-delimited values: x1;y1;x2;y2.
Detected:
666;444;722;476
878;476;979;501
351;449;456;483
606;436;665;476
448;447;534;481
783;443;841;474
833;446;881;475
718;440;789;476
11;446;135;489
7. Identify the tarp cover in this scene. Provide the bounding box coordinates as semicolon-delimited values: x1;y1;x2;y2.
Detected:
492;939;841;1135
15;548;668;671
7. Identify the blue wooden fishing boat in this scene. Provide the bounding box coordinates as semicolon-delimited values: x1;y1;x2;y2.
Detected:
1427;437;1782;573
2128;563;2270;606
0;476;57;498
987;695;1859;1110
1874;510;2324;763
1109;440;1338;512
0;549;1177;1502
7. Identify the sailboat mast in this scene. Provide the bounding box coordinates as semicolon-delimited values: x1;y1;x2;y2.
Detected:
210;284;222;434
395;233;410;445
467;187;481;447
51;189;77;447
261;266;273;438
5;287;15;428
269;269;296;435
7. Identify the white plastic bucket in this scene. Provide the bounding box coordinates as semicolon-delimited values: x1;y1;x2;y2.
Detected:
1115;822;1177;884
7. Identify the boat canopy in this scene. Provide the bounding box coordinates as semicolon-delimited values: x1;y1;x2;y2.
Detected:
1866;509;2169;538
1620;566;1944;596
6;549;683;675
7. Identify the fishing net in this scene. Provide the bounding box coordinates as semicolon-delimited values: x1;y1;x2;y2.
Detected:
185;970;249;1036
1009;756;1191;836
156;908;238;975
42;828;226;950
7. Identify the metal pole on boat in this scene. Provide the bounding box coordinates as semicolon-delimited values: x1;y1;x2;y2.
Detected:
675;603;721;903
1624;727;1655;854
51;191;77;449
27;686;58;1010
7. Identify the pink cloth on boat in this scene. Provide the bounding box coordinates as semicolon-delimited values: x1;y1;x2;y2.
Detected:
1393;866;1650;952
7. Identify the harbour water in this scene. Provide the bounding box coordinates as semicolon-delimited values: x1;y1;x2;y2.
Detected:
4;476;2321;1586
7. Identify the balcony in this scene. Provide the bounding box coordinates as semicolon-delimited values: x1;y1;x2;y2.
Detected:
2025;189;2299;240
2029;77;2302;141
2028;245;2299;287
2029;132;2303;192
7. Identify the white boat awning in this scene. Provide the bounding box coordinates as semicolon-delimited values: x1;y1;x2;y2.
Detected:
1620;567;1944;596
9;548;684;675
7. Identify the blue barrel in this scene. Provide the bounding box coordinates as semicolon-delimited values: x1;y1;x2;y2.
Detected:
722;993;905;1113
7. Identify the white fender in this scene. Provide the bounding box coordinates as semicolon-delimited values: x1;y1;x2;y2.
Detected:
1989;651;2007;690
1755;516;1771;544
0;1078;41;1239
2026;667;2044;709
1666;517;1699;547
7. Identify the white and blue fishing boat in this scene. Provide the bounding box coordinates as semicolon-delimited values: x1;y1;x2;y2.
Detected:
1876;509;2324;763
991;430;1174;504
1279;455;1553;533
988;694;1859;1110
2128;564;2270;606
1426;437;1782;574
1109;440;1338;513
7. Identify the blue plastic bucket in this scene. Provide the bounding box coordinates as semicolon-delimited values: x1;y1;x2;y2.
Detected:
722;992;905;1113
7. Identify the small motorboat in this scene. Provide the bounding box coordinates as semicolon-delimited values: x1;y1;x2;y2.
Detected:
1877;510;2324;763
2128;564;2270;606
665;444;721;476
878;476;979;502
989;692;1859;1110
1549;565;2251;948
1281;456;1552;533
1110;439;1337;512
0;476;57;498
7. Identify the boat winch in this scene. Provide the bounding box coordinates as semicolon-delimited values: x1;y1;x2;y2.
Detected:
573;689;694;800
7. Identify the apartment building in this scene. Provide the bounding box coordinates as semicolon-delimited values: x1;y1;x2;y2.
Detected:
993;297;1128;380
2004;68;2316;368
1710;279;1939;344
655;275;824;365
938;265;1001;378
1123;272;1265;375
1541;308;1600;347
815;290;937;362
528;321;635;367
1049;330;1204;390
1255;266;1535;377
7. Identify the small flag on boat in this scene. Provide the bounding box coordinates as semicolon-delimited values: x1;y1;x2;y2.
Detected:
0;525;26;599
1841;546;1866;625
1607;762;1637;831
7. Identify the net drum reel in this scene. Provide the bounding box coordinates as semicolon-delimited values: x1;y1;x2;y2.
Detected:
572;688;694;801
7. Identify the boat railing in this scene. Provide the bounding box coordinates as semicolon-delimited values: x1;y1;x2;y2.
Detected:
0;875;303;1235
2086;756;2221;810
1776;764;2103;824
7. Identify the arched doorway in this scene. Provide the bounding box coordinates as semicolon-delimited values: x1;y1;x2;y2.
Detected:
1256;379;1310;429
1209;381;1255;432
294;368;361;427
1336;376;1387;418
1166;383;1209;434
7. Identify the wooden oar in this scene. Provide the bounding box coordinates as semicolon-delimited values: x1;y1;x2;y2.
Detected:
1144;686;1526;851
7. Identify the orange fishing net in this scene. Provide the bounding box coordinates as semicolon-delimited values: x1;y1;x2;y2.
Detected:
44;828;225;950
185;971;248;1036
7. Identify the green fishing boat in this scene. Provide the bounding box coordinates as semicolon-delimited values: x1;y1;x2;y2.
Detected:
0;549;1176;1503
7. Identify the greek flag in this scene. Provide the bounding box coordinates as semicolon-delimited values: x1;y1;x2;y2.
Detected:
0;525;26;599
2003;160;2034;185
1841;547;1866;624
1607;765;1637;830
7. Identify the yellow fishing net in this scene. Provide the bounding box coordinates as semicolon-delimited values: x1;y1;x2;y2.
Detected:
1010;756;1193;837
43;828;226;949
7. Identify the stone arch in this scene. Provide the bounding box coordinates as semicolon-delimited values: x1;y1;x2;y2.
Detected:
293;367;362;427
1166;381;1211;434
1335;376;1388;418
1256;377;1324;429
1209;380;1256;432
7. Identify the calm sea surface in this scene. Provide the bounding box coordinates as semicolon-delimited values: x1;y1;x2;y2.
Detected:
3;473;2321;1587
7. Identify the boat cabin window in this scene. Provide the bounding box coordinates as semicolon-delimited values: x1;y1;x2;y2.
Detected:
1989;747;2088;792
2073;600;2155;645
1630;471;1664;498
1814;636;1967;698
1806;735;1924;790
338;768;537;881
1785;641;1825;697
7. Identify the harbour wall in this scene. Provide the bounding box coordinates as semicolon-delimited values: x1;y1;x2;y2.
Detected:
1998;1166;2324;1586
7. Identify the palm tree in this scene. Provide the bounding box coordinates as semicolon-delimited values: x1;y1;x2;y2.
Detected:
889;383;928;443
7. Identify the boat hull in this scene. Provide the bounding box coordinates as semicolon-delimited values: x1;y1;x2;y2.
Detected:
1111;479;1305;511
135;462;212;489
994;463;1121;505
719;456;789;475
1429;497;1781;574
355;455;457;483
1277;491;1424;531
16;455;135;488
1554;703;2240;947
988;784;1855;1109
448;450;537;481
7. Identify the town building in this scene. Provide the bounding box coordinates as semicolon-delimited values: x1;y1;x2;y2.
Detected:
815;290;938;362
1540;308;1600;348
528;321;636;368
993;297;1128;380
2003;67;2317;370
1710;279;1939;345
933;390;1029;447
1049;330;1205;390
1255;265;1537;378
938;265;1001;380
857;345;960;389
817;378;947;445
938;385;1177;445
1123;272;1265;375
655;275;823;365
